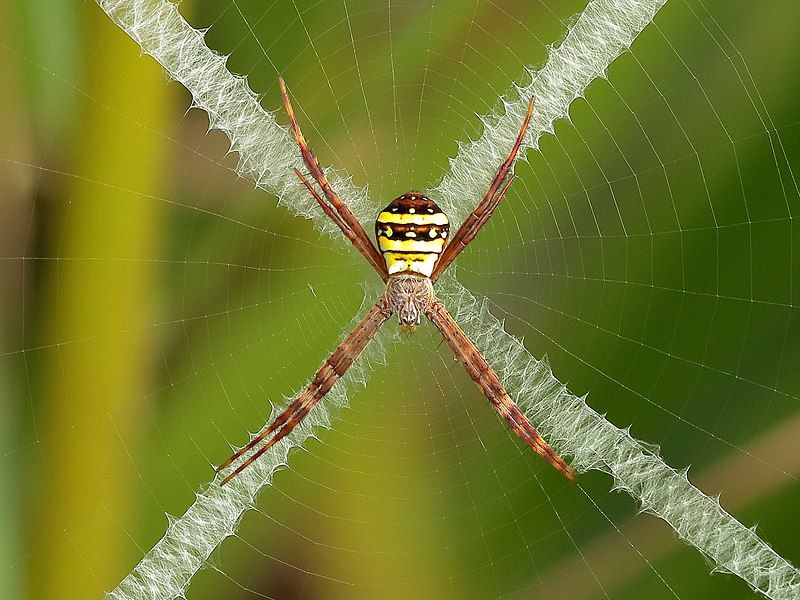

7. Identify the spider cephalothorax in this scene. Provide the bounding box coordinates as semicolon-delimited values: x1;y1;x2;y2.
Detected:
384;273;435;330
217;78;576;485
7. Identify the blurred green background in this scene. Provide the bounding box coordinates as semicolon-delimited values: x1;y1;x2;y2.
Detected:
1;0;799;598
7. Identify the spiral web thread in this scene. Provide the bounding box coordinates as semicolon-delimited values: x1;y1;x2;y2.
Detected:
95;0;800;598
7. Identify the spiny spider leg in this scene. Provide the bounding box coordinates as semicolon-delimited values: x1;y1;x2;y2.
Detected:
425;299;575;481
279;77;389;281
219;298;393;485
431;97;535;282
293;168;365;249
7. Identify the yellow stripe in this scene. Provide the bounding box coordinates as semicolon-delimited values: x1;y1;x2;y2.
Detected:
378;238;445;252
377;212;449;225
384;252;439;276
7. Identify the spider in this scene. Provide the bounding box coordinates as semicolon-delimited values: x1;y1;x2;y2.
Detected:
218;78;575;485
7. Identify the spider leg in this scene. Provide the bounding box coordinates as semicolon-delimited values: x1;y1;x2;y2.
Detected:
219;297;393;485
294;169;367;252
425;300;576;482
279;77;389;281
431;97;534;282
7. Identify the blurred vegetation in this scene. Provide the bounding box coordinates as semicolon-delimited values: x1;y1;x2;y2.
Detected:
1;0;798;599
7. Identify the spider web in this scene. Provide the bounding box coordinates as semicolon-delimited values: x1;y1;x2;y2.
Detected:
2;0;800;599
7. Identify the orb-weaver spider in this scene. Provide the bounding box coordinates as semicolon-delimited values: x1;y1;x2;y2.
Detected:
218;78;575;485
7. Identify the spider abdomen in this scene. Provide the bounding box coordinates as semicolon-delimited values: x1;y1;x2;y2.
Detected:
375;192;450;277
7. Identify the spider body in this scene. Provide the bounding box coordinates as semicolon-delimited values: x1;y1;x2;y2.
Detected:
375;192;450;278
217;78;576;485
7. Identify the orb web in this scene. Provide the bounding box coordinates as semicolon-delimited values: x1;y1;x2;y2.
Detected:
2;1;799;599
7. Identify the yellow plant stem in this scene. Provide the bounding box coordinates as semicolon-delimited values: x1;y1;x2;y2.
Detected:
30;5;170;598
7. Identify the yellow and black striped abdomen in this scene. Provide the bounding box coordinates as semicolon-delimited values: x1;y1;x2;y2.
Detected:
375;192;450;277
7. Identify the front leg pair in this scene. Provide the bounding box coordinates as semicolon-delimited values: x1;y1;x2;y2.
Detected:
279;78;389;281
